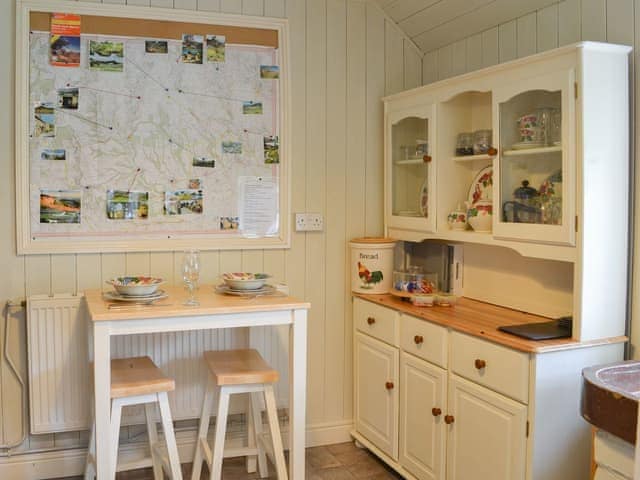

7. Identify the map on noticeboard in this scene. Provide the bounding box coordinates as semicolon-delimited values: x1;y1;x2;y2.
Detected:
28;21;281;241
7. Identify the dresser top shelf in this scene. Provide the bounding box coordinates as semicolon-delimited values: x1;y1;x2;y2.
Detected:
353;293;626;354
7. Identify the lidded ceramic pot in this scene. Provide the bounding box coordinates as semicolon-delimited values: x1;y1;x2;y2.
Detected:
447;203;467;230
466;198;493;233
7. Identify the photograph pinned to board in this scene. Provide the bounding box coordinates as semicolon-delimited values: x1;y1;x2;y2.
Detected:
188;178;201;189
264;136;279;164
239;176;278;236
260;65;279;79
34;103;55;137
182;34;203;64
222;141;242;154
106;190;149;220
220;216;239;230
57;87;78;109
145;40;168;54
193;157;215;168
49;13;81;67
206;35;225;62
40;189;81;224
41;148;66;161
164;189;203;215
89;40;124;72
243;101;263;115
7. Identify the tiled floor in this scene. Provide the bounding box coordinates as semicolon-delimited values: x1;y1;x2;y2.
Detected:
59;442;404;479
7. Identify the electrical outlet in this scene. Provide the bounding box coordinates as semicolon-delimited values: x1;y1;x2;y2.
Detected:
295;213;324;231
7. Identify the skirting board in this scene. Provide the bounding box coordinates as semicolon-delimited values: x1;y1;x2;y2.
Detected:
0;421;354;479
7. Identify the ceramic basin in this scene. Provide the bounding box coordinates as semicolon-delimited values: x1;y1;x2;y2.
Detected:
582;360;640;444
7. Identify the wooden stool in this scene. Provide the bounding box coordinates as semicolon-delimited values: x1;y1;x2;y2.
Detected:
85;356;182;480
191;349;287;480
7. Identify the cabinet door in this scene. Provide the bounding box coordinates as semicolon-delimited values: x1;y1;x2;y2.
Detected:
400;352;447;480
386;104;436;233
492;67;576;245
446;374;527;480
355;332;399;460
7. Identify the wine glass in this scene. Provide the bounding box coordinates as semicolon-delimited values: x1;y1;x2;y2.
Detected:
182;249;200;306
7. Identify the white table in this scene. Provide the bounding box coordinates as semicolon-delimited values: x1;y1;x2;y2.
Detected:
84;286;309;479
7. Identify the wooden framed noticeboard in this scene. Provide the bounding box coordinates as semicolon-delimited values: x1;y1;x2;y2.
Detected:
15;0;290;254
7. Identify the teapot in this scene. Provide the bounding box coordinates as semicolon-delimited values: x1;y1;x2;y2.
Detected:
502;180;542;224
465;198;492;233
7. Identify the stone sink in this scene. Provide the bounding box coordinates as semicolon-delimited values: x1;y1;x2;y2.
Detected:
582;360;640;444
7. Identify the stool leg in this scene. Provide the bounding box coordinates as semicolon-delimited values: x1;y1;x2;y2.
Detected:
192;376;215;480
110;398;124;480
210;387;230;480
158;392;183;480
246;394;257;474
264;385;288;480
144;402;163;480
84;420;96;480
250;391;269;478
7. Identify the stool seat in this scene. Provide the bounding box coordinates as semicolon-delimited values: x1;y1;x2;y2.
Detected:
204;349;279;386
110;356;175;398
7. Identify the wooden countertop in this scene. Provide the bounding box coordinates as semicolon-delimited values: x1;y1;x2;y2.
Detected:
354;293;627;354
85;286;310;321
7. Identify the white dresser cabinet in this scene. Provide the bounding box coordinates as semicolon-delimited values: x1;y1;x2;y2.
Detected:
352;296;625;480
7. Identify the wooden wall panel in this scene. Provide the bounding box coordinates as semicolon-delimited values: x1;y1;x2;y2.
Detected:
499;20;517;62
196;0;221;12
481;27;499;67
452;39;467;76
150;0;174;8
537;3;559;52
466;33;483;73
305;0;328;424
404;39;422;89
581;0;606;41
325;0;348;422
558;0;581;45
606;0;634;46
516;12;537;58
385;20;405;95
365;3;386;236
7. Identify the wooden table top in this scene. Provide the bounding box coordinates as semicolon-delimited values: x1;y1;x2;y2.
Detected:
85;285;310;321
354;293;627;353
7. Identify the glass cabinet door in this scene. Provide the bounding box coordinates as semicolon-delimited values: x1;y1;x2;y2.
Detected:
387;105;436;233
493;69;575;245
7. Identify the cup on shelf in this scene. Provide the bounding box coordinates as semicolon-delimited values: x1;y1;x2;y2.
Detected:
455;132;473;156
472;129;492;155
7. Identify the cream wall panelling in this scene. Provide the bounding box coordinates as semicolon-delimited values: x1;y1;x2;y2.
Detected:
15;0;291;253
0;0;422;461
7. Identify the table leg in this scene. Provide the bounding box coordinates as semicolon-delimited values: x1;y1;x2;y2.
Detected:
289;309;307;479
93;323;112;479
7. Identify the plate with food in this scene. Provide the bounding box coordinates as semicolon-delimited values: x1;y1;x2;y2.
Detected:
221;272;271;290
106;276;164;296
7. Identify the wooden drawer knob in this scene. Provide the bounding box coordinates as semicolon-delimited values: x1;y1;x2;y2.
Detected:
432;407;442;417
385;381;394;390
444;415;455;425
487;147;498;156
367;317;375;325
423;155;432;163
414;335;424;345
475;359;487;370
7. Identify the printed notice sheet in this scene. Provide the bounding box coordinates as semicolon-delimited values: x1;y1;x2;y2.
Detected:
239;177;278;236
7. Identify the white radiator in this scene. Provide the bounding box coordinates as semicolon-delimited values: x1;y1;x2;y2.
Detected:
27;294;289;434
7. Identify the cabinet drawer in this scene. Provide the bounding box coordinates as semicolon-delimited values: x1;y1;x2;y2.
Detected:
450;331;530;403
354;298;399;346
400;314;447;368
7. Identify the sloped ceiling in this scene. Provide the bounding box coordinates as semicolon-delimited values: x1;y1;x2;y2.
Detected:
373;0;559;53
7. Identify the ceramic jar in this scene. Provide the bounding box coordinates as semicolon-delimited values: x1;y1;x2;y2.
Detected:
466;198;493;232
447;205;467;230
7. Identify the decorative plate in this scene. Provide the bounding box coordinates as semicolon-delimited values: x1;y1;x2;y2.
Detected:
215;284;277;296
103;290;168;302
467;165;493;206
419;178;429;217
